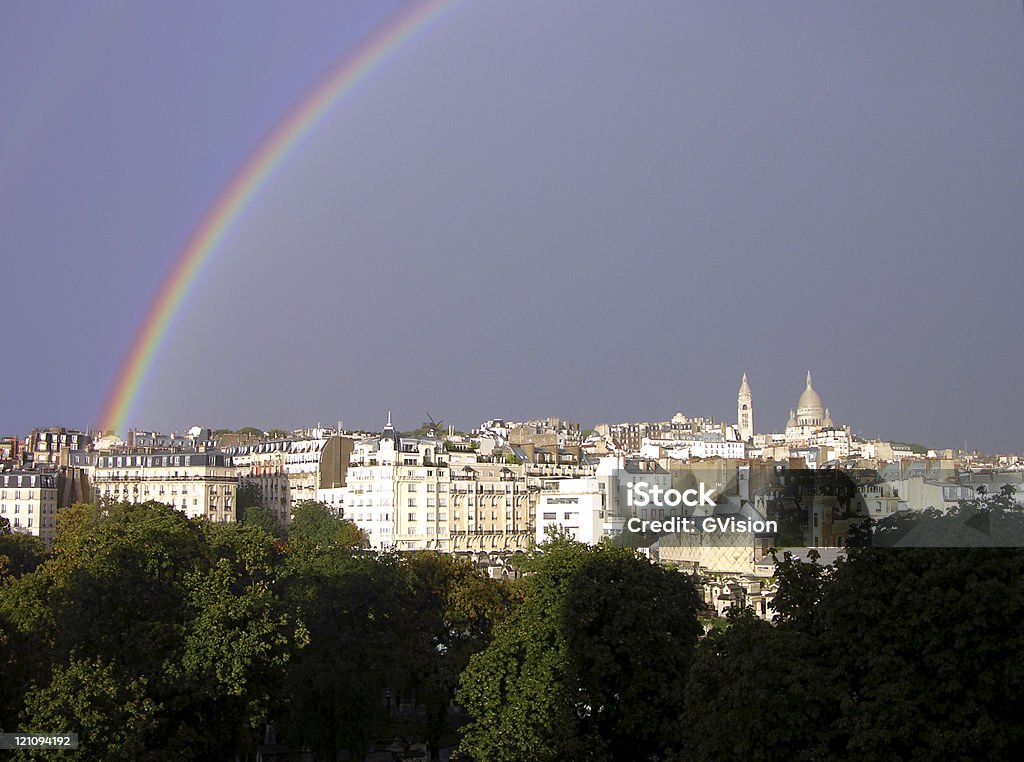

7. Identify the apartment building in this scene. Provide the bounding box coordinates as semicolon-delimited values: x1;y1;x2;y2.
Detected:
224;430;354;525
0;471;59;546
91;451;237;522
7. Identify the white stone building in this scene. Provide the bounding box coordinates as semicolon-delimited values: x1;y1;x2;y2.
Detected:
91;451;238;523
0;472;60;546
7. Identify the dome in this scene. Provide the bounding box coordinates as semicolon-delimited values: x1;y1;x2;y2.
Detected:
797;371;822;411
795;371;825;427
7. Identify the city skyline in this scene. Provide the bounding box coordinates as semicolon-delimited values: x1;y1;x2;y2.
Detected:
2;1;1023;451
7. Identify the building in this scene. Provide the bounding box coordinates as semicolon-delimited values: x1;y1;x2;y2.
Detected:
737;372;754;442
25;428;93;467
344;415;449;551
535;477;606;546
224;429;354;525
0;471;59;546
91;450;238;522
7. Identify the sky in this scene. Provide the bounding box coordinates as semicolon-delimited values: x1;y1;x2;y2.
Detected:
1;0;1023;452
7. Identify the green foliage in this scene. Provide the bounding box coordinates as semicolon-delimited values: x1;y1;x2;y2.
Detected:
277;549;406;760
5;488;1021;760
235;481;263;512
288;500;368;551
889;440;930;454
682;497;1024;760
239;503;283;538
0;502;287;755
400;553;510;758
0;517;46;580
456;536;702;762
18;656;158;761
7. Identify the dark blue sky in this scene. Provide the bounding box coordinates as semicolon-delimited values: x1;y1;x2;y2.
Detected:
2;1;1022;452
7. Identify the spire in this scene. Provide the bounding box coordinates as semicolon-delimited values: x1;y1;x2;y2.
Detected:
381;410;399;444
739;372;751;394
806;370;813;388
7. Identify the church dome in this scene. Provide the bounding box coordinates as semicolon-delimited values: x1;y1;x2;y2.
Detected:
796;371;825;426
797;372;821;410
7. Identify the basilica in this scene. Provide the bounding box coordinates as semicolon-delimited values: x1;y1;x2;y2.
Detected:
738;371;853;462
785;371;833;441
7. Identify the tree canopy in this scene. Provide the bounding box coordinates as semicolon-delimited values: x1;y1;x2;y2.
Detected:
456;536;702;762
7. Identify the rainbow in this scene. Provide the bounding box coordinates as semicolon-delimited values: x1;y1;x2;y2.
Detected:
97;0;453;434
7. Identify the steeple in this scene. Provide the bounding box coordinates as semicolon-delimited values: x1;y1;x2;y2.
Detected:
737;372;753;441
381;411;399;444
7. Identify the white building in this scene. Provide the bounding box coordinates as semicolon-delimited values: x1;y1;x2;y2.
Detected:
344;415;449;551
639;435;746;462
535;477;606;545
224;430;353;525
91;451;238;523
0;472;59;546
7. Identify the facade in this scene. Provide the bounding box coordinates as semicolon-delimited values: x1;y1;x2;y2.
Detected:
26;428;93;467
224;430;354;525
0;471;59;546
344;416;449;550
448;462;535;554
343;417;595;555
640;434;746;461
535;477;606;545
785;371;833;441
91;451;238;522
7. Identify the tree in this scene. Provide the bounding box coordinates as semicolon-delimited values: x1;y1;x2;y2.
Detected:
0;516;46;580
400;552;510;760
681;494;1024;760
173;523;307;756
17;656;158;761
235;481;263;519
456;536;702;762
278;549;407;760
288;500;368;551
239;503;283;539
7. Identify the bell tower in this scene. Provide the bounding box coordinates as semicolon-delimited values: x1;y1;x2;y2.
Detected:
737;372;753;441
